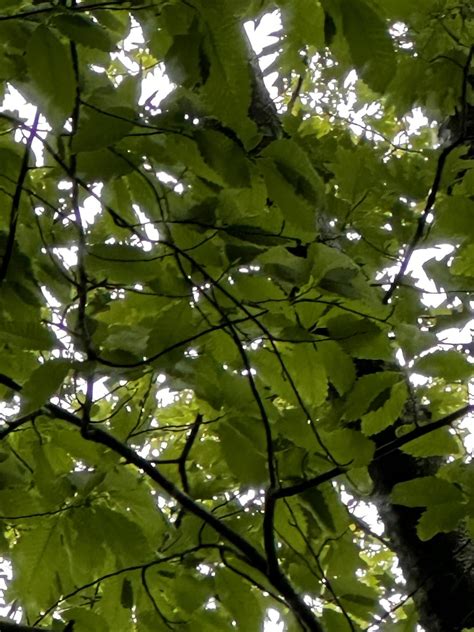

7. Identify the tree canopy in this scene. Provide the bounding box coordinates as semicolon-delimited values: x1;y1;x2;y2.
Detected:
0;1;473;631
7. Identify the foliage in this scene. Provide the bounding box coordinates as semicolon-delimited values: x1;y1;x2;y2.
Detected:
0;1;472;631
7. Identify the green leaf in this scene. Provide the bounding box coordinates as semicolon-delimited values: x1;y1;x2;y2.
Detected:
321;428;375;467
395;323;437;360
300;488;336;532
451;244;474;277
417;502;467;541
172;573;212;615
20;359;71;416
0;318;56;350
401;427;460;458
195;129;251;188
76;148;135;181
344;372;401;421
339;0;396;93
9;523;69;615
72;106;134;152
413;350;472;381
217;419;268;486
281;0;325;49
198;2;255;143
26;25;75;128
391;476;465;507
262;139;325;207
61;608;110;632
361;380;408;436
318;340;356;395
216;568;264;630
310;242;358;284
53;14;118;52
284;344;328;408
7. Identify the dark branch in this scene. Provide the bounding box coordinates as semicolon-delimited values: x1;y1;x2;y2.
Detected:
274;405;474;499
0;110;40;283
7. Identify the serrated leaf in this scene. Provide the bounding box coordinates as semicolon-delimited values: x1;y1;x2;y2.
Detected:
401;427;460;457
344;372;401;421
300;488;336;532
262;138;325;204
61;608;110;632
322;428;375;468
417;502;467;541
361;380;408;436
281;0;325;49
284;344;328;407
340;0;396;93
26;25;75;127
318;340;356;395
414;350;472;381
53;14;118;52
309;242;359;283
0;318;56;350
216;568;264;630
20;359;71;416
391;476;465;507
9;523;66;615
72;106;134;152
217;420;268;486
199;2;255;143
395;323;437;360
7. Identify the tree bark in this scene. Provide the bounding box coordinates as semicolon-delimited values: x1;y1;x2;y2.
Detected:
370;430;474;632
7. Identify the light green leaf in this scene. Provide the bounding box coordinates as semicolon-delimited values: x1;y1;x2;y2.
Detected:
20;359;71;416
309;242;359;283
26;25;75;127
414;350;472;381
395;323;437;360
284;344;328;408
401;427;460;458
216;568;264;630
9;523;68;615
361;380;408;436
344;372;401;421
321;428;375;468
451;244;474;277
61;608;110;632
417;502;467;541
318;340;356;395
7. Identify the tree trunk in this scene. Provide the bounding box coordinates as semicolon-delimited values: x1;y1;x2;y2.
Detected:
370;430;474;632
